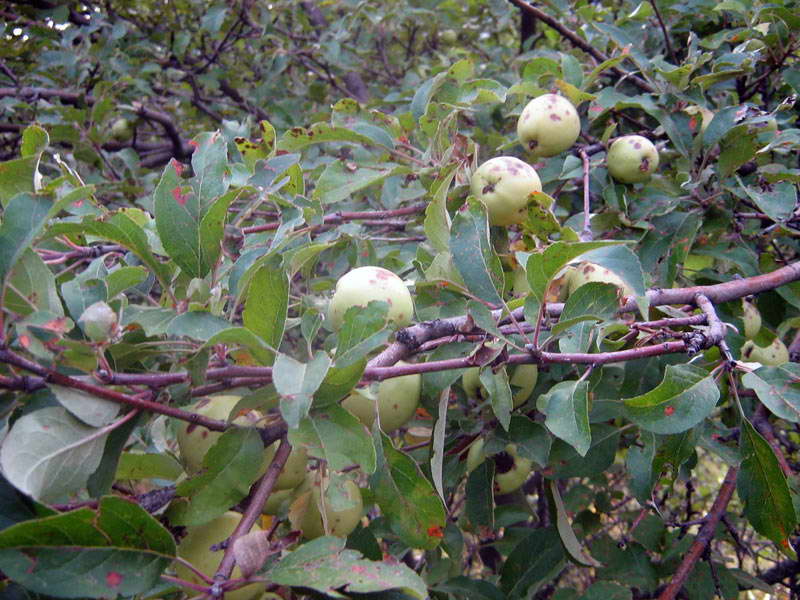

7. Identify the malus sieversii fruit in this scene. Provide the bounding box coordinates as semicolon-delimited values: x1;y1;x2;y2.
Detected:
470;156;542;226
517;94;581;158
328;266;413;330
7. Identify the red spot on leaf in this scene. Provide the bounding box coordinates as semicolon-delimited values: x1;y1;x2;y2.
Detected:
106;572;123;587
688;116;698;132
188;140;199;149
73;199;83;208
171;159;184;176
172;187;189;206
427;526;444;538
19;335;30;348
416;407;432;419
664;406;675;416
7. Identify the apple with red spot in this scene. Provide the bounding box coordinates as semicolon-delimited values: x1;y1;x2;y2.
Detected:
517;93;581;158
470;156;542;226
328;266;414;330
606;135;659;183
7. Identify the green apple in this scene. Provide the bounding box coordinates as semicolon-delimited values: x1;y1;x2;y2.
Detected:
342;363;421;433
176;395;262;474
607;135;659;183
567;262;633;298
439;29;458;44
175;512;263;600
263;442;308;490
177;397;308;487
517;93;581;158
110;118;133;142
742;299;762;340
741;337;789;366
465;439;533;493
470;156;542;226
493;444;533;494
462;364;538;409
78;301;117;342
328;266;414;330
289;476;363;539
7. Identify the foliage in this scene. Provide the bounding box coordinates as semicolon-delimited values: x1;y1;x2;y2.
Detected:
0;0;799;598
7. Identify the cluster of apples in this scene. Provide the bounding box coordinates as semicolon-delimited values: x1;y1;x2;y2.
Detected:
174;396;367;600
471;93;660;227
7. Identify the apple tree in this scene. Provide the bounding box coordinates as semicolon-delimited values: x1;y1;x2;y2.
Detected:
0;0;799;598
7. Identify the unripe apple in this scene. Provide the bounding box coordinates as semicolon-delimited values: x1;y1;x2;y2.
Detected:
462;364;538;409
262;488;294;515
176;396;263;474
741;338;789;366
517;94;581;158
342;363;421;433
742;299;762;340
79;301;118;343
328;266;414;330
567;262;633;298
263;442;309;490
439;29;458;44
175;512;263;600
470;156;542;226
289;476;363;539
465;439;533;493
607;135;659;183
110;118;133;142
493;444;533;494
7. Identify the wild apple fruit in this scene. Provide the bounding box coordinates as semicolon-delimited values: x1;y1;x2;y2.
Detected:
176;395;262;474
175;511;263;600
177;397;308;487
607;135;659;183
289;476;363;539
110;118;133;142
470;156;542;226
465;439;533;493
742;299;762;340
462;364;538;409
328;266;414;330
517;94;581;158
741;337;789;366
342;363;421;433
79;301;117;342
567;262;634;298
493;444;533;494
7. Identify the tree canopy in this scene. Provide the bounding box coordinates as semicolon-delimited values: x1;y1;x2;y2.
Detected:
1;0;800;599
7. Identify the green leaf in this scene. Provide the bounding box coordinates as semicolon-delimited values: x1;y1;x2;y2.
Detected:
579;244;646;297
465;460;494;529
312;161;406;205
424;165;456;252
49;384;120;428
743;364;800;422
267;537;427;599
49;213;172;293
579;581;632;600
115;453;183;481
0;496;174;598
0;193;67;284
4;248;64;317
479;367;512;431
370;432;446;550
334;302;392;369
242;255;288;365
190;131;230;206
105;266;148;299
205;327;274;366
278;122;391;152
165;311;231;340
557;282;621;354
623;365;720;434
500;527;565;597
549;481;602;567
741;180;797;224
172;428;265;526
737;417;797;550
0;407;110;503
274;352;332;428
289;405;376;473
450;198;504;305
548;424;620;479
543;380;591;456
